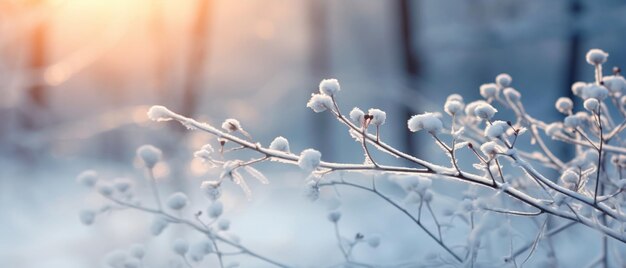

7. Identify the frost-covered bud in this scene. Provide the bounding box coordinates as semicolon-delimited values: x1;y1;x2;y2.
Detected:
218;219;230;231
298;149;321;171
503;87;521;103
583;84;609;100
563;115;582;129
77;170;98;188
319;78;340;96
474;103;497;120
136;145;162;169
555;97;573;114
603;75;626;94
479;83;498;99
147;105;175;122
447;94;463;102
201;180;221;201
166;192;188;210
114;178;131;193
422;190;433;203
349;107;365;125
221;118;241;132
269;136;290;153
484;120;508;138
407;112;443;133
189;241;213;262
97;182;114;197
572;82;586;97
151;216;169;236
208;201;224;218
496;73;512;88
480;141;501;157
123;259;140;268
307;93;333;113
79;209;96;225
583;98;600;113
172;239;189;256
586;49;608;65
444;99;464;116
129;244;145;259
327;211;341;222
545;122;562;137
560;170;578;184
367;235;381;248
464;100;488;118
368;108;386;126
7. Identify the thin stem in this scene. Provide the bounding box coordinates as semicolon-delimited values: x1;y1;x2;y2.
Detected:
147;167;162;211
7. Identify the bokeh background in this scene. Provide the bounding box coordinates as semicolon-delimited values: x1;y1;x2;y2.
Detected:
2;0;626;267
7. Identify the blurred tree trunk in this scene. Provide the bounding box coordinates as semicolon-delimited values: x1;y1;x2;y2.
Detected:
308;0;333;159
23;0;48;130
180;0;213;118
398;0;420;156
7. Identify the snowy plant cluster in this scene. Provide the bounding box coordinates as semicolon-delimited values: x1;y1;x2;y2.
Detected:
78;49;626;267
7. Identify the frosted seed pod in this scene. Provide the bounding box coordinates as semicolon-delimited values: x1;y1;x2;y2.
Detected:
560;170;578;184
474;103;497;120
555;97;573;114
201;180;221;201
407;112;443;133
368;108;386;126
208;201;224;218
571;82;586;97
327;211;341;222
484;120;508;138
218;219;230;231
367;235;381;248
583;84;609;100
306;93;333;113
319;78;340;96
150;216;169;236
503;87;521;103
129;244;145;259
563;115;582;129
479;83;498;99
422;190;433;203
586;49;608;65
147;105;175;122
97;182;114;197
172;239;189;256
496;73;512;87
583;98;599;113
444;100;464;116
113;178;131;193
349;107;365;125
298;149;321;171
447;94;463;102
545;123;562;137
221;118;241;132
603;75;626;94
76;170;98;187
189;240;214;262
136;145;162;169
480;141;501;157
166;192;189;210
79;209;96;225
269;136;290;153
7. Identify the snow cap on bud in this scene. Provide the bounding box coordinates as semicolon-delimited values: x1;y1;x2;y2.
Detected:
189;241;214;262
407;112;443;133
137;145;162;169
555;97;573;114
298;149;321;171
480;83;498;99
269;136;290;153
496;73;512;88
503;87;521;103
208;201;224;218
327;211;341;222
444;99;464;116
77;170;98;187
97;182;114;197
480;141;501;157
583;98;600;113
221;118;241;132
349;107;365;125
166;192;189;210
201;180;222;200
150;216;169;236
572;82;586;97
560;170;578;184
586;49;608;65
474;103;497;120
218;219;230;231
582;84;609;100
147;105;175;122
563;115;583;129
464;100;489;118
319;78;340;96
368;108;386;126
484;120;508;138
172;239;189;256
307;93;333;113
603;75;626;94
79;209;96;225
545;122;562;137
113;178;131;193
447;94;464;102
